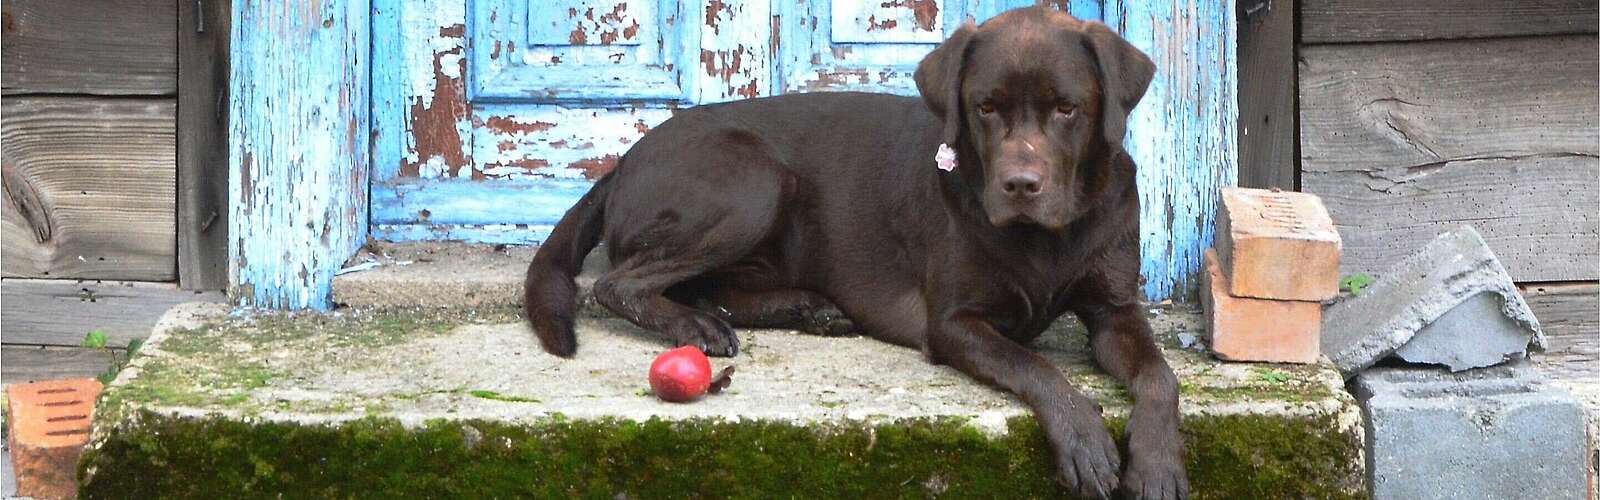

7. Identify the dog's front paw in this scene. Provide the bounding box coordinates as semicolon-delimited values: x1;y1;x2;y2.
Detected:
1120;441;1189;500
1048;408;1121;499
666;312;740;357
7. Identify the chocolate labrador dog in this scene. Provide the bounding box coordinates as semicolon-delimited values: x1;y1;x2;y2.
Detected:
524;7;1185;499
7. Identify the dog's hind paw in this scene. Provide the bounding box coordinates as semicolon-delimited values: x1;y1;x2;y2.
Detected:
667;312;740;357
801;304;862;337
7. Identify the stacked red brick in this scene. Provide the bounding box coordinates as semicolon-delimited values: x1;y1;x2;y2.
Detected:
1201;188;1341;363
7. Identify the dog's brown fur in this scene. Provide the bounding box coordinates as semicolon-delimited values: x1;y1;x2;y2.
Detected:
524;7;1187;499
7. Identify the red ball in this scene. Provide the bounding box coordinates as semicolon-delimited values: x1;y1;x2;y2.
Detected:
649;346;712;402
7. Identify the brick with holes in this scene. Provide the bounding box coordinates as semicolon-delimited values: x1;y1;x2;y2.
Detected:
1215;187;1341;301
7;378;103;500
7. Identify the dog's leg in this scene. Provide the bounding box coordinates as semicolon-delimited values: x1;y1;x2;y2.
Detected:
683;286;861;337
1077;302;1188;500
928;313;1121;499
592;134;791;357
593;258;746;356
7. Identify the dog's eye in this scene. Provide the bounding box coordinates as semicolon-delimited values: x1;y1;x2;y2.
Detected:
977;102;996;115
1055;104;1077;118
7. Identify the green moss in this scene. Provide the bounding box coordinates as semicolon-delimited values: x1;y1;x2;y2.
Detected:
467;390;540;403
82;409;1362;499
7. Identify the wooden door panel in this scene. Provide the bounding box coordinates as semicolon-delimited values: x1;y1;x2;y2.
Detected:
775;0;980;95
471;0;696;102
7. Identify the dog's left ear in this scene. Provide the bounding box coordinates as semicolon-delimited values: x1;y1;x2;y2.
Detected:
1083;22;1154;146
915;22;977;148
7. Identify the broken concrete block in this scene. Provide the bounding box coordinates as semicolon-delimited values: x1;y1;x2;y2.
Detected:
1201;248;1322;363
1215;187;1342;301
1321;226;1544;378
8;378;103;500
1394;292;1542;371
1354;364;1588;500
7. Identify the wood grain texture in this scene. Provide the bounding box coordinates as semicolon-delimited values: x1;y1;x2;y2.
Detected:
1235;0;1295;190
1104;0;1239;300
1;346;116;384
230;0;370;309
2;97;177;280
177;0;231;291
1302;0;1599;43
1300;36;1599;281
1523;282;1599;379
1;279;224;348
1;0;179;95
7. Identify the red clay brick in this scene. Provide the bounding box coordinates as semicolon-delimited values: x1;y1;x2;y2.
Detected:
7;378;103;500
1201;249;1322;364
1215;187;1341;301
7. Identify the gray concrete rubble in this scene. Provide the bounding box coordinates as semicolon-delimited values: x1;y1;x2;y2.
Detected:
1353;364;1588;500
1320;225;1544;378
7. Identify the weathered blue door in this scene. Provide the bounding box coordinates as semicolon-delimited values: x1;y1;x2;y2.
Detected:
370;0;1234;300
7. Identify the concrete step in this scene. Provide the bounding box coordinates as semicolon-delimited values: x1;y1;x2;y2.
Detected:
82;297;1364;498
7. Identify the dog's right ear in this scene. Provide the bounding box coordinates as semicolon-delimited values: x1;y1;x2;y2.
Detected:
915;22;977;148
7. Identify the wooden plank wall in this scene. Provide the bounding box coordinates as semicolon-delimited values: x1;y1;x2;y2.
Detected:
1298;0;1600;377
1236;0;1296;190
3;0;180;281
177;0;234;291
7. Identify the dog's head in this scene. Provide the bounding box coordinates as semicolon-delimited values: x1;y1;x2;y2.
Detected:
915;7;1153;230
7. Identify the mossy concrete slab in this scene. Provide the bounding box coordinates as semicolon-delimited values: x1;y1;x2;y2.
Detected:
81;302;1364;498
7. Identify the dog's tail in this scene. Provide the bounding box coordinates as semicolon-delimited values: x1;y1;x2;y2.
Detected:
525;173;613;357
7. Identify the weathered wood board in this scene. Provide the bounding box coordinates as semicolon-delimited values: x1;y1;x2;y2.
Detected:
1;346;116;384
1523;282;1600;379
1300;36;1599;282
1236;0;1296;190
177;0;233;291
1103;0;1238;299
1302;0;1599;43
229;0;370;309
2;97;177;281
1;279;225;348
1;0;179;95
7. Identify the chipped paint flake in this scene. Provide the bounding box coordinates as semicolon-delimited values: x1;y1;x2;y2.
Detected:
532;1;643;46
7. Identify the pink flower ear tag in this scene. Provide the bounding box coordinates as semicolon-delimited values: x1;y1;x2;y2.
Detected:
935;143;958;172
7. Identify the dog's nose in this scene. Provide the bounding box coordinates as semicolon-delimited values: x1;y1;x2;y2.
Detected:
1001;172;1043;197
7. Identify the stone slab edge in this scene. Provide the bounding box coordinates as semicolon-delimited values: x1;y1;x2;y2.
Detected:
80;303;1366;499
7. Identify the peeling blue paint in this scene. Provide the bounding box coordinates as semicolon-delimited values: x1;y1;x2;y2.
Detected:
1104;0;1238;300
230;0;371;310
358;0;1236;302
471;0;700;103
371;178;592;225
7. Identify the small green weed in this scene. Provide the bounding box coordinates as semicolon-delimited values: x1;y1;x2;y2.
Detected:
1339;274;1375;297
83;332;144;384
82;330;108;348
